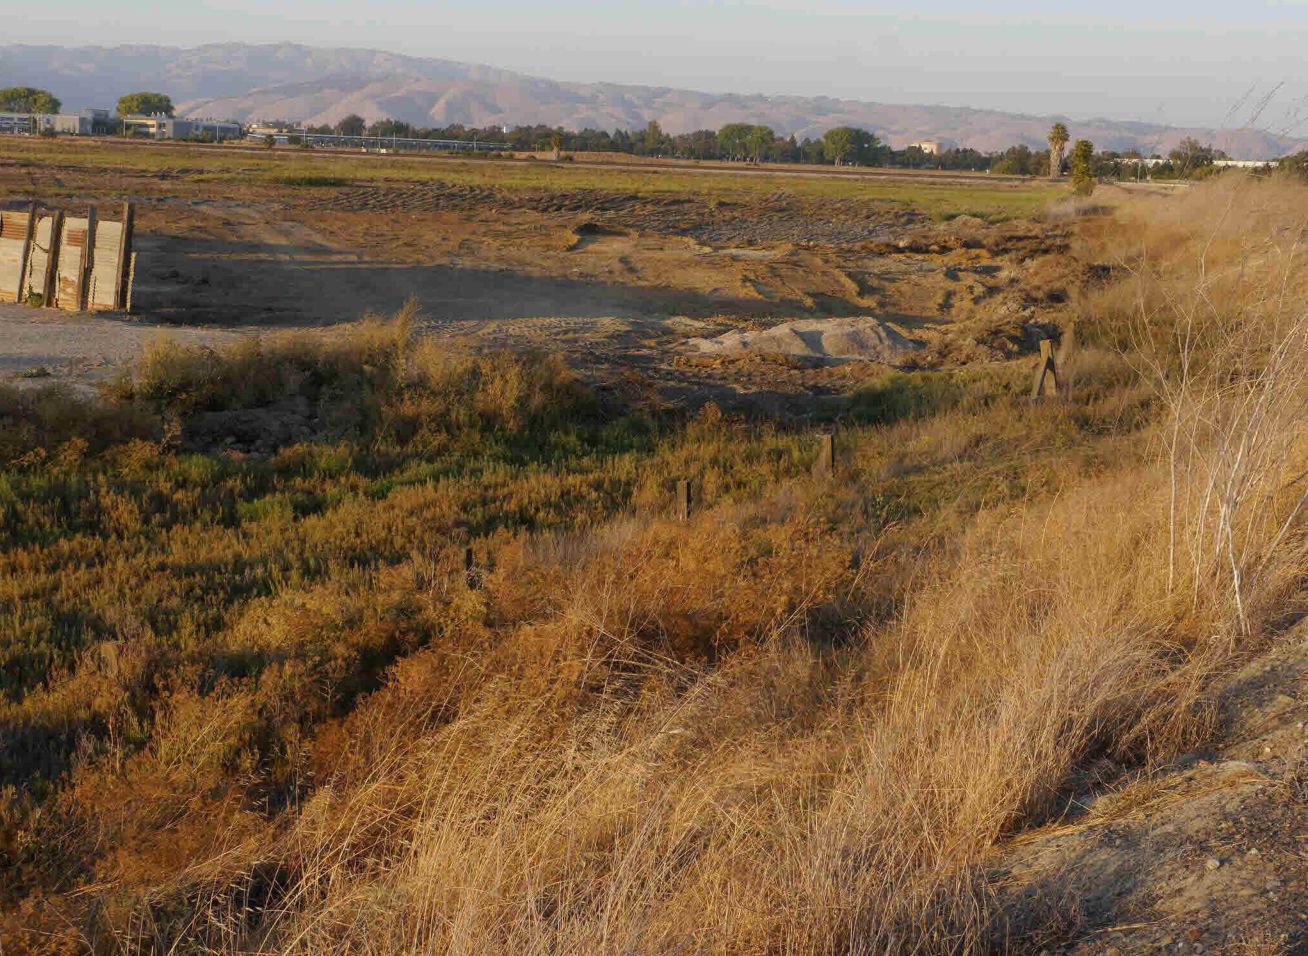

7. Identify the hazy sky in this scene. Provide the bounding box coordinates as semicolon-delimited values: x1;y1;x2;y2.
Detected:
16;0;1308;130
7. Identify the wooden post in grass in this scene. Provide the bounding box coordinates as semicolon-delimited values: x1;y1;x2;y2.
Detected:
16;201;36;304
812;432;836;480
1030;338;1061;402
676;479;692;521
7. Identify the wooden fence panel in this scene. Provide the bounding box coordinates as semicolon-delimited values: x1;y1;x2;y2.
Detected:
89;219;123;310
0;209;31;301
53;217;87;310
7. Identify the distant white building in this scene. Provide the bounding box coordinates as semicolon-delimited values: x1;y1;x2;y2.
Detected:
122;114;244;141
0;108;116;136
910;140;942;155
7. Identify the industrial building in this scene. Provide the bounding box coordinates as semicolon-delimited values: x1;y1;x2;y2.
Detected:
0;108;116;136
244;124;507;152
121;114;243;141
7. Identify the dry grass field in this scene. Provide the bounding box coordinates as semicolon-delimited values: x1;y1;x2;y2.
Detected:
2;139;1308;954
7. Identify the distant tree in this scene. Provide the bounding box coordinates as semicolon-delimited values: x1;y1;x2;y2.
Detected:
1169;136;1216;177
335;113;366;137
550;128;565;153
824;126;854;166
368;118;413;138
0;87;61;114
1048;123;1069;179
682;128;718;160
263;134;276;149
643;120;665;155
1279;151;1308;181
117;92;173;117
823;126;880;166
745;124;775;161
717;123;755;161
1070;139;1096;195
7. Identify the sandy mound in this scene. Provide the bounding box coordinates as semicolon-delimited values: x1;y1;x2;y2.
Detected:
687;317;924;364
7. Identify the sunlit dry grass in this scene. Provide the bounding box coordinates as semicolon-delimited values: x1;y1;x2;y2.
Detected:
4;174;1308;954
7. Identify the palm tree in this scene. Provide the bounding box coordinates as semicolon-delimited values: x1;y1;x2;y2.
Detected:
1048;123;1069;180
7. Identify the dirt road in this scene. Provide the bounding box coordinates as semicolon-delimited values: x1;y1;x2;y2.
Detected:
0;303;253;391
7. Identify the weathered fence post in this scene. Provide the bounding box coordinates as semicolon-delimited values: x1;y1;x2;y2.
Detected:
77;205;97;312
41;210;64;308
1030;338;1061;402
812;432;836;480
127;252;136;312
115;201;135;310
16;201;36;304
676;479;692;521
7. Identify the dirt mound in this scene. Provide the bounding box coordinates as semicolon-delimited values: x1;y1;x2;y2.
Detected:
687;317;925;365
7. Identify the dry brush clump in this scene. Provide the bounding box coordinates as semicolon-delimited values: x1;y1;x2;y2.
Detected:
7;175;1308;954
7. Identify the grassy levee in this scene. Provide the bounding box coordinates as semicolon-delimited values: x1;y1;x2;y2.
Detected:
4;174;1308;953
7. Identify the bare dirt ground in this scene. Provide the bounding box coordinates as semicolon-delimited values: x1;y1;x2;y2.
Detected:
998;623;1308;955
0;147;1085;412
0;302;254;392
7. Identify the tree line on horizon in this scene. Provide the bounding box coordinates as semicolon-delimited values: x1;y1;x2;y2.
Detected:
287;114;1243;178
1;84;1271;179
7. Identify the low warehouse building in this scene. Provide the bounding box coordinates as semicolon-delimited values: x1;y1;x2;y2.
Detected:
121;115;243;141
0;108;116;136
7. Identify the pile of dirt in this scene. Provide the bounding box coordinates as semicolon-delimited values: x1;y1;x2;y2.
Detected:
686;317;925;365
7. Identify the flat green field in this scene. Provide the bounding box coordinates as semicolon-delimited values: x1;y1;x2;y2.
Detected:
0;135;1066;220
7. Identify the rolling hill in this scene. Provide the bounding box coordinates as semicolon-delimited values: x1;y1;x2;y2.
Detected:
1;41;1301;158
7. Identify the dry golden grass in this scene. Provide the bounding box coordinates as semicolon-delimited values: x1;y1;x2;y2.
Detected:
5;173;1308;954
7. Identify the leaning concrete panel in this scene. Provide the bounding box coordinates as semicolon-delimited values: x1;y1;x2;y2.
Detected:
53;217;86;310
89;219;123;309
24;216;55;304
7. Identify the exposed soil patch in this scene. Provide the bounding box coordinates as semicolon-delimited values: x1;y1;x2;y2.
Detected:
996;627;1308;954
1;151;1091;415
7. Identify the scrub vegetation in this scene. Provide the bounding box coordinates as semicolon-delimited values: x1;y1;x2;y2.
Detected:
3;174;1308;953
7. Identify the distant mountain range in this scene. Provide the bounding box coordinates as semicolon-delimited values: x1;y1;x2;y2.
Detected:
2;42;1303;159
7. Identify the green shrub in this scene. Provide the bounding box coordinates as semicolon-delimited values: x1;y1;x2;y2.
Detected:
848;371;987;425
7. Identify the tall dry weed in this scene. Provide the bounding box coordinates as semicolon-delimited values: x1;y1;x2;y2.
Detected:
1111;175;1308;633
